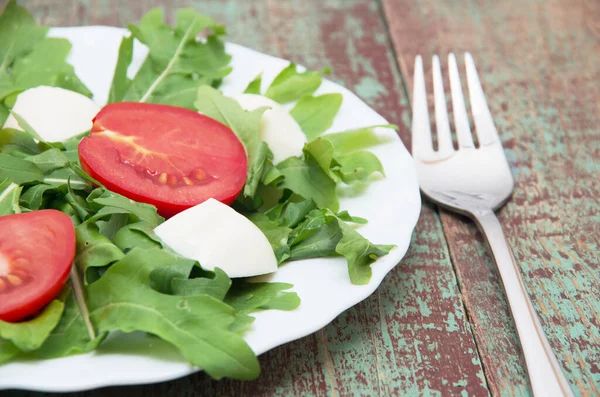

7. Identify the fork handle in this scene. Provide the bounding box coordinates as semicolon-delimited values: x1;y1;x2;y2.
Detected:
474;211;574;397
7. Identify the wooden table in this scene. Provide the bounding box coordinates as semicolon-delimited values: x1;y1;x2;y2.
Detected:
8;0;599;396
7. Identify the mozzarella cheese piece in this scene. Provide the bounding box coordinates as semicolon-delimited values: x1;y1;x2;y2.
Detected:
154;198;277;278
234;93;306;164
3;86;100;142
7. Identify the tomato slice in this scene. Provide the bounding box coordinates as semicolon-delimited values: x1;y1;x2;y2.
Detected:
0;210;75;322
78;102;248;218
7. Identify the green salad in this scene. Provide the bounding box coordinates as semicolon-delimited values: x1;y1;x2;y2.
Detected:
0;1;396;380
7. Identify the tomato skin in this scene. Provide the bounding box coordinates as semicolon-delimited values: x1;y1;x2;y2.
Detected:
0;210;75;322
78;102;248;218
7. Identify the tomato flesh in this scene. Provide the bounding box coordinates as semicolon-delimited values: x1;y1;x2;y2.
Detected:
78;102;248;218
0;210;75;322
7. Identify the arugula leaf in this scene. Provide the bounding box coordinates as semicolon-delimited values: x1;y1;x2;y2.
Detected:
0;128;39;156
247;213;292;263
336;150;384;183
276;155;339;212
0;104;8;126
194;85;268;198
75;222;125;284
304;137;384;184
97;213;130;241
122;8;231;109
43;167;91;190
243;74;262;94
0;299;64;352
302;138;341;182
265;63;328;104
33;287;105;359
290;93;342;140
336;210;368;225
25;148;69;173
88;189;163;228
225;281;300;314
0;153;43;184
0;339;19;364
268;197;318;228
7;39;91;98
289;209;394;284
0;1;91;100
0;178;22;215
172;268;232;300
9;110;44;142
87;247;260;380
107;35;134;103
335;217;394;284
113;221;163;252
324;124;396;154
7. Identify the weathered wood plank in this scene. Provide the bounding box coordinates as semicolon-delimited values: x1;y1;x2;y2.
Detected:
4;0;491;395
382;0;600;395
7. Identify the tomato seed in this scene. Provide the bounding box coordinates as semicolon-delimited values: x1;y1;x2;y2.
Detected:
6;275;22;286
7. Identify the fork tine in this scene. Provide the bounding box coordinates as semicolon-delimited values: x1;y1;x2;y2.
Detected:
448;53;475;149
465;53;499;146
411;55;433;156
432;55;455;156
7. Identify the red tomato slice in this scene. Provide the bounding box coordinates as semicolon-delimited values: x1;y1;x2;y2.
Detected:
78;102;248;218
0;210;75;322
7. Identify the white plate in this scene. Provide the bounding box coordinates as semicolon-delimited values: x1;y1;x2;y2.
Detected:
0;26;421;392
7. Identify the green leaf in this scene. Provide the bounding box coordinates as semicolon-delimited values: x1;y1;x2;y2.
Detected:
324;124;396;154
276;154;339;211
228;314;255;334
244;74;262;94
335;216;394;285
0;177;22;215
172;268;232;301
64;178;92;220
0;153;43;184
289;214;342;260
336;210;368;225
10;38;91;98
87;247;260;380
0;1;47;61
9;110;43;141
75;222;125;284
97;213;130;240
90;191;163;228
19;184;55;210
107;35;134;103
33;287;105;359
194;85;268;198
304;137;384;184
113;221;163;252
302;137;340;182
123;8;231;109
0;339;20;364
0;104;8;126
25;148;69;173
290;93;342;140
289;209;394;284
247;213;292;263
0;299;64;352
265;63;327;104
0;128;39;156
225;281;300;314
336;150;384;183
43;167;91;190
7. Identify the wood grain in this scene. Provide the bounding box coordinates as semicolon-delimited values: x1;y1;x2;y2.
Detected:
3;0;490;396
382;0;600;395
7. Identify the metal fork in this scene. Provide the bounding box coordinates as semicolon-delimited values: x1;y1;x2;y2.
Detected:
411;53;574;397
